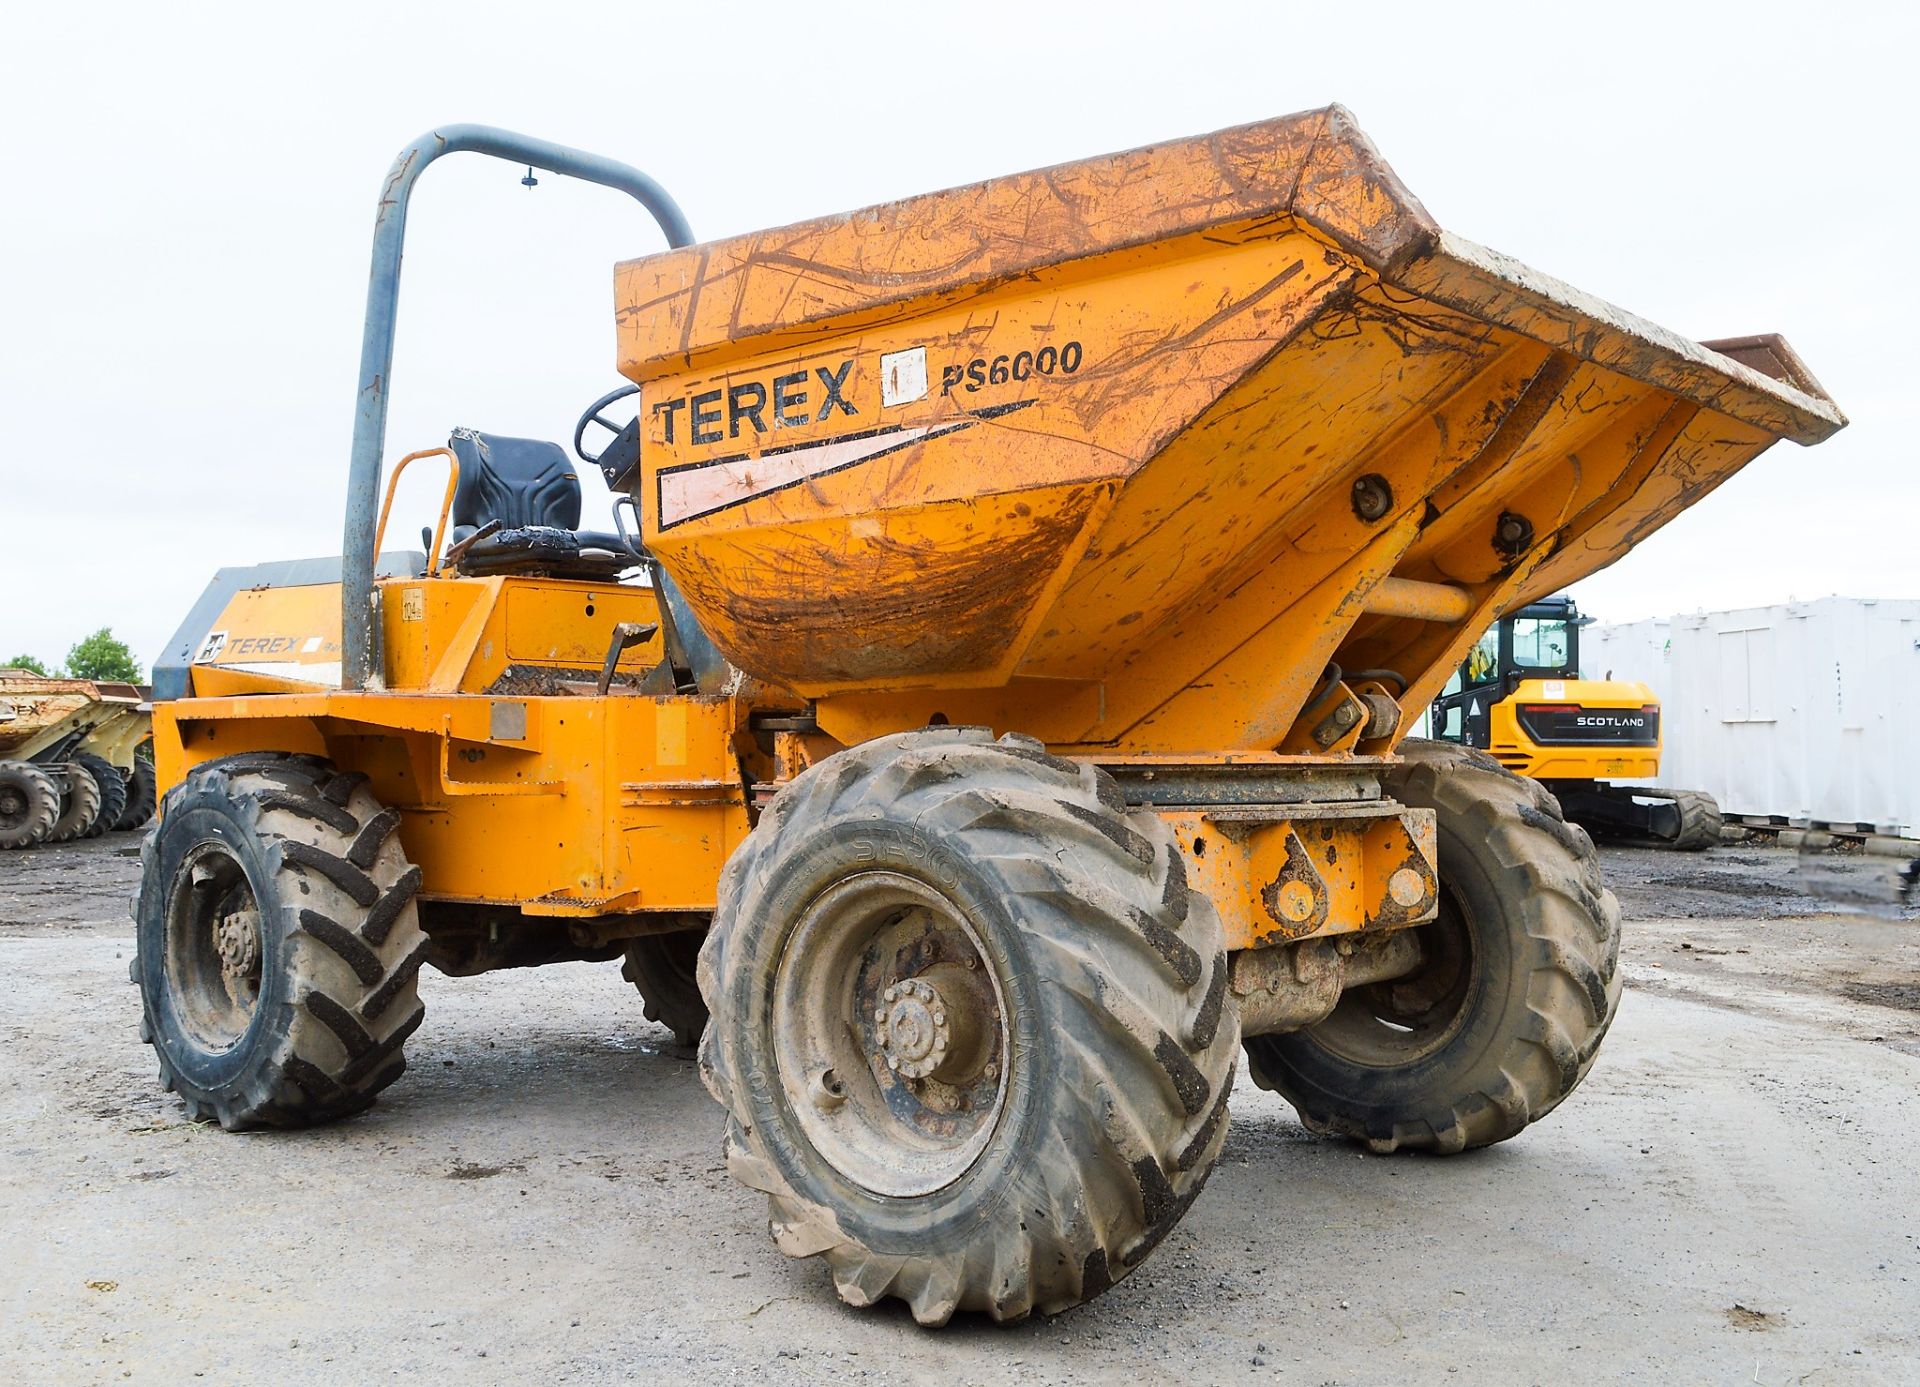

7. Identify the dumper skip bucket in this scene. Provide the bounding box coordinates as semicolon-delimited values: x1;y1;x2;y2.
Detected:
610;106;1842;755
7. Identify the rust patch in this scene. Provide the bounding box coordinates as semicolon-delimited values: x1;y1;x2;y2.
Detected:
1258;829;1329;941
1367;837;1439;929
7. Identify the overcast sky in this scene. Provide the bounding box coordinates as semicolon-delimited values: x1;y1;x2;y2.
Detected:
3;2;1912;674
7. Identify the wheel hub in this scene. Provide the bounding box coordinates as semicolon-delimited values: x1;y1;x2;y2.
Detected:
1312;880;1475;1066
215;909;261;982
874;979;950;1079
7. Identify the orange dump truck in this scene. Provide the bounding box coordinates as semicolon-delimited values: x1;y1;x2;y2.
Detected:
135;108;1842;1323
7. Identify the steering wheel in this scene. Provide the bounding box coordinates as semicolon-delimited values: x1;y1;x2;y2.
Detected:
573;382;641;467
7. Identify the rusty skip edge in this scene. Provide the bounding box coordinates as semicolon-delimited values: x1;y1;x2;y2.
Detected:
1414;231;1844;444
616;104;1842;446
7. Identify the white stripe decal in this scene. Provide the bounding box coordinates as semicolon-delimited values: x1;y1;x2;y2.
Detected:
658;419;974;528
218;660;342;687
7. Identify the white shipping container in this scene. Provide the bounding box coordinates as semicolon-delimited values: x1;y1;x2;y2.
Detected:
1582;617;1671;691
1584;597;1920;836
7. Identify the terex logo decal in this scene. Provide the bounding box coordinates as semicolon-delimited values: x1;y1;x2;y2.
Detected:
656;399;1034;529
652;361;858;446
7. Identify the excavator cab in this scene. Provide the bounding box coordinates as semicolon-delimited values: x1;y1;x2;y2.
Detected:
1431;595;1721;850
1433;595;1597;754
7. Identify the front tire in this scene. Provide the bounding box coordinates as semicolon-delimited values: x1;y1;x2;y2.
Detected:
700;729;1237;1325
1246;739;1621;1153
134;754;429;1129
0;761;59;849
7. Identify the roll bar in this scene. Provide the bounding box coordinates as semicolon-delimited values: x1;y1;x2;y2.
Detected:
341;124;693;689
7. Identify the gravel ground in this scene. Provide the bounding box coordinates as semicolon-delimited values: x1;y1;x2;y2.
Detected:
2;832;1915;1385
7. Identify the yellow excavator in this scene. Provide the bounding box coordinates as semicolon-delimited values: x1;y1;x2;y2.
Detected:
1429;594;1721;849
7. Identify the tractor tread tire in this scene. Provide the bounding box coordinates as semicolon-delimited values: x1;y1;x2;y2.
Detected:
72;752;129;838
47;761;103;843
0;761;60;849
621;932;709;1046
134;753;427;1130
115;755;157;831
699;728;1237;1326
1653;787;1723;852
1246;738;1621;1154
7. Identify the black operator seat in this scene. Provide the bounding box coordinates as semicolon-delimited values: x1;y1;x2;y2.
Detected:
444;428;637;579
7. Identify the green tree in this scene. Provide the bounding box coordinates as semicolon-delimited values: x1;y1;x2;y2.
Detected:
64;628;141;682
4;653;53;676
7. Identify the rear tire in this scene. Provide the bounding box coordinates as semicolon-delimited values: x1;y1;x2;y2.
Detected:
0;761;59;849
72;752;128;838
134;753;428;1129
1662;788;1723;852
700;728;1236;1324
116;754;157;831
1245;739;1620;1153
621;931;708;1045
47;761;103;843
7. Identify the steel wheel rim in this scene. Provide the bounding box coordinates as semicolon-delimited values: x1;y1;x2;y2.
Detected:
164;840;264;1050
772;870;1010;1198
1309;883;1475;1067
